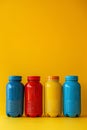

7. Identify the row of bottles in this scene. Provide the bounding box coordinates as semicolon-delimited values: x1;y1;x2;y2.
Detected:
6;75;81;117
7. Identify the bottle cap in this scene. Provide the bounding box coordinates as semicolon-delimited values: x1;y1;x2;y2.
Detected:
9;76;22;81
65;76;78;81
47;76;59;80
27;76;40;81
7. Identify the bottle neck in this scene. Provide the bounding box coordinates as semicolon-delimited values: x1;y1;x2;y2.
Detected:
65;80;78;82
28;80;40;82
47;79;59;82
9;80;21;82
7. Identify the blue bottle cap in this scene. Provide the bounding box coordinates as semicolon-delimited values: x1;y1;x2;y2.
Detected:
65;76;78;81
9;76;22;81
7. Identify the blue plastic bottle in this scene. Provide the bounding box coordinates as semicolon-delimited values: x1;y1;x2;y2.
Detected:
6;76;24;117
63;76;81;117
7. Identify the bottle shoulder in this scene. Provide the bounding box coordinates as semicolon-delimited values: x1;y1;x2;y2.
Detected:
63;81;80;87
45;80;61;87
6;81;24;88
25;81;42;88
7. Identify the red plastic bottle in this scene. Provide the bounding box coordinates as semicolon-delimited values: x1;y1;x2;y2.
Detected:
25;76;42;117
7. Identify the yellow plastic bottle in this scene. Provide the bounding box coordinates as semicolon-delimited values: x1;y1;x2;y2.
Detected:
45;76;62;117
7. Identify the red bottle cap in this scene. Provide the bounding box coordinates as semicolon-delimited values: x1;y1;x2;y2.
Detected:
47;76;59;80
27;76;40;81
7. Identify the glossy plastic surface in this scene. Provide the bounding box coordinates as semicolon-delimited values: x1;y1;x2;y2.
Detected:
45;77;62;117
6;76;24;117
25;76;42;117
63;76;81;117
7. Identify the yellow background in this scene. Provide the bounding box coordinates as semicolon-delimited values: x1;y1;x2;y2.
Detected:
0;0;87;130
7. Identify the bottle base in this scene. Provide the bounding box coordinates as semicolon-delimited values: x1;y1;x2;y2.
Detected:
7;113;22;117
64;113;80;117
25;113;42;117
45;113;61;117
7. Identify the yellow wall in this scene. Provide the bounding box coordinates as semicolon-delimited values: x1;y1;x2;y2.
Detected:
0;0;87;116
